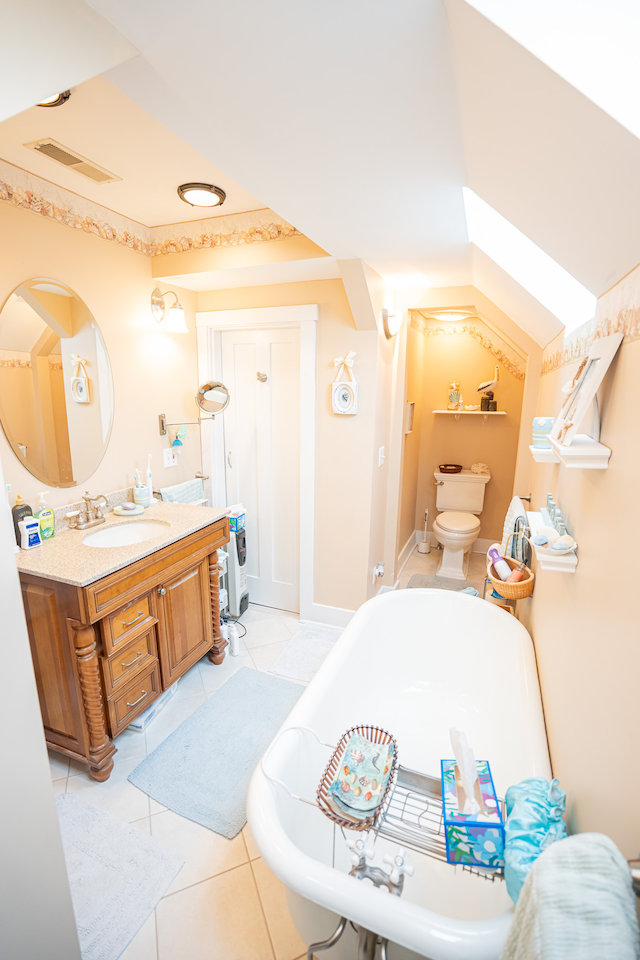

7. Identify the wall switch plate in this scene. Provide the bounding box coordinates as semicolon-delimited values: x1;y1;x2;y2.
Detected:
378;446;385;467
163;448;178;468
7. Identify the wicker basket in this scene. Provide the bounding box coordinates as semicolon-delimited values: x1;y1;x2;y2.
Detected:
316;725;398;832
486;532;535;600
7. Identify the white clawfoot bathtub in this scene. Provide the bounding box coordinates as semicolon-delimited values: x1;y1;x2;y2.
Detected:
248;589;551;960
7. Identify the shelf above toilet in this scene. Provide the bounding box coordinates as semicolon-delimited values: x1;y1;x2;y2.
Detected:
433;410;507;422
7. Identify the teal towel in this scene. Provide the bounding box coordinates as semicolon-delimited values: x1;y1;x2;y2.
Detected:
504;777;567;902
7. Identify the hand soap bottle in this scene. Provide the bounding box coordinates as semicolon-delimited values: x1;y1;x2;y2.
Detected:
12;494;32;546
34;491;55;540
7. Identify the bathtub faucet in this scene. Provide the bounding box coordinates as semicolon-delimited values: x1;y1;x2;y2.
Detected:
346;839;413;897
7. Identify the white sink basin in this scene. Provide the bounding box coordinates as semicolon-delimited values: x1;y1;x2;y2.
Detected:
82;520;170;548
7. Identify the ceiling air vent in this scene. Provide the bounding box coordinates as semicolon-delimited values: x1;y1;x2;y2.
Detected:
23;138;121;184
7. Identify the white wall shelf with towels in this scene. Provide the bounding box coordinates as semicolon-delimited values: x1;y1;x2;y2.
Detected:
526;511;578;573
433;410;506;422
529;445;560;464
548;434;612;469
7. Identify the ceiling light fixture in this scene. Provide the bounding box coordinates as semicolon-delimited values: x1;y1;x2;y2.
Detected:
426;309;476;323
382;308;403;340
37;91;71;108
151;288;188;334
177;182;226;208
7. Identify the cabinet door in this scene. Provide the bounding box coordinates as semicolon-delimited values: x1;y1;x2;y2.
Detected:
156;559;213;687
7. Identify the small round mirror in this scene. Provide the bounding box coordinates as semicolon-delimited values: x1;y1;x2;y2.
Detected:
196;380;230;415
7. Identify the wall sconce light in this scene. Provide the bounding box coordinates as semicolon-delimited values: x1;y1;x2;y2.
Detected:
151;287;188;334
37;91;71;108
382;308;403;340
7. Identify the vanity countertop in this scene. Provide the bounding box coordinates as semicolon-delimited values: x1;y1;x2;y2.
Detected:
16;501;229;588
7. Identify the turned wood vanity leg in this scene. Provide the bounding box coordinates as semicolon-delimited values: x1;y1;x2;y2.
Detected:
71;621;116;781
207;553;228;665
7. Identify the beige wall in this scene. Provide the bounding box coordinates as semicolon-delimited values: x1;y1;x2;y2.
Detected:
0;202;199;508
521;331;640;856
198;280;380;612
412;321;525;543
398;319;426;552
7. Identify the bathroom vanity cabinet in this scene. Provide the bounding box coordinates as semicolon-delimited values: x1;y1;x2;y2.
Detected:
19;514;229;781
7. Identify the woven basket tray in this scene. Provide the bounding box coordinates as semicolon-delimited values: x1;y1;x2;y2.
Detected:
487;532;535;600
316;725;398;832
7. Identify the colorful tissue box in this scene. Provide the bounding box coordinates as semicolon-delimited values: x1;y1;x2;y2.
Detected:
229;511;245;532
440;759;505;868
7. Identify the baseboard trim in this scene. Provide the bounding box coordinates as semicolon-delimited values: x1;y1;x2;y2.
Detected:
300;602;355;628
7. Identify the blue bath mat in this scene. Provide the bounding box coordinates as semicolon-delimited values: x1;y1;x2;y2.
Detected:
128;667;304;838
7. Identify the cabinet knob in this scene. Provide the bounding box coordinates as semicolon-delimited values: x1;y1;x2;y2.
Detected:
158;587;166;595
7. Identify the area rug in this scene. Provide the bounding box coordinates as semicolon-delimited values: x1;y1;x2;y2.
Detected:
129;667;304;839
269;622;342;682
57;793;184;960
407;573;483;593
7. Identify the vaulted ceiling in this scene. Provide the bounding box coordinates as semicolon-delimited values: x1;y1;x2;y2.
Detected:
7;1;640;347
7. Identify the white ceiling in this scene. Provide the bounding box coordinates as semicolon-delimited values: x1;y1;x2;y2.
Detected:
0;75;264;225
4;0;639;346
0;0;135;124
156;256;340;292
94;0;471;288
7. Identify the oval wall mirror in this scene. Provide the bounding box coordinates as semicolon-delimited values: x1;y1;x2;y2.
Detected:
0;279;114;488
196;380;230;415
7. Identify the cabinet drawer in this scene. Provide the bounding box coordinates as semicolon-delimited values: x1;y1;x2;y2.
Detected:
102;628;157;696
107;662;161;737
102;593;157;655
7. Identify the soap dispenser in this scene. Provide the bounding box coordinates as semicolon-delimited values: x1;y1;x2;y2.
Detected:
12;494;32;546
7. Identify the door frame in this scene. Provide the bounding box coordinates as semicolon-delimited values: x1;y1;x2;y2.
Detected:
196;304;317;620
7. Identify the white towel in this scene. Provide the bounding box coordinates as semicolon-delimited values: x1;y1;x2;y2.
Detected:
158;478;205;505
500;833;639;960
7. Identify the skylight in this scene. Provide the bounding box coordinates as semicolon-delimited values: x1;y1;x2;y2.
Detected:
463;188;596;332
462;1;640;142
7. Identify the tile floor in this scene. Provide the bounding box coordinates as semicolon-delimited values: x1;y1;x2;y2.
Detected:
49;551;485;959
49;602;309;960
396;543;487;589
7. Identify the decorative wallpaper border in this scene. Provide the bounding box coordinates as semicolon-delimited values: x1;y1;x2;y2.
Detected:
542;263;640;375
411;313;526;381
0;158;302;259
0;350;61;370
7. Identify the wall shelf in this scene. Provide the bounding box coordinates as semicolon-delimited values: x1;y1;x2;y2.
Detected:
529;445;560;464
548;434;612;470
527;511;578;573
432;410;507;422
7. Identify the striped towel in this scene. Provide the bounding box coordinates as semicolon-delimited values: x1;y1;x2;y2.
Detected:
500;833;639;960
501;497;528;563
158;478;205;505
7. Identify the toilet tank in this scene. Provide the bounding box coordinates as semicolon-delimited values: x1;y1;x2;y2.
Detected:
434;469;490;514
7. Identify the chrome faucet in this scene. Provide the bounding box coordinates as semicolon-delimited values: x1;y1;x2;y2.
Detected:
66;492;109;530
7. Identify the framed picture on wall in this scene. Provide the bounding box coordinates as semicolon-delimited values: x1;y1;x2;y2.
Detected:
550;331;623;446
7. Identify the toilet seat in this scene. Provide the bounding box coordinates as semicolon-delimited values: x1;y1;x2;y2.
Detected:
434;511;481;536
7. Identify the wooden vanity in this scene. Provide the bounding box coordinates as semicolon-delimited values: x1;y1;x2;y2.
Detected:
18;505;229;781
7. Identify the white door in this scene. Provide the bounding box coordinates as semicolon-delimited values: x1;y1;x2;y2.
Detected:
222;327;300;612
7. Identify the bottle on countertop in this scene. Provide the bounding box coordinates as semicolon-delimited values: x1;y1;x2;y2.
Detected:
488;546;512;581
18;515;42;549
34;492;55;540
12;494;32;546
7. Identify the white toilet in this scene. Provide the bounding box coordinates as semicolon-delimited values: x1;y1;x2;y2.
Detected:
432;468;491;579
